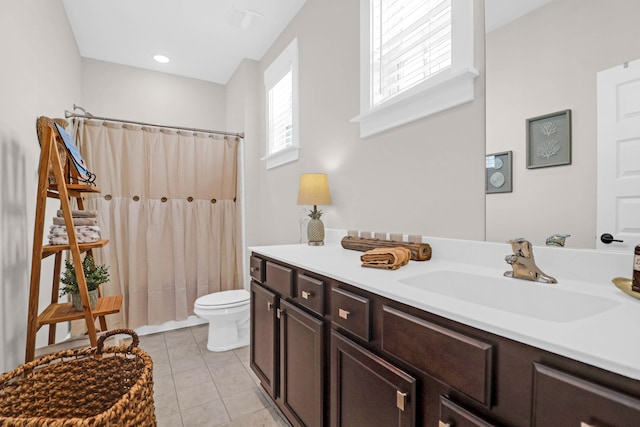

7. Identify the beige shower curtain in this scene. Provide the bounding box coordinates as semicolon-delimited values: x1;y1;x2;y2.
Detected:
74;119;242;330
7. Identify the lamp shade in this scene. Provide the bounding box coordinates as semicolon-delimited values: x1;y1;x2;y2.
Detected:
297;173;331;205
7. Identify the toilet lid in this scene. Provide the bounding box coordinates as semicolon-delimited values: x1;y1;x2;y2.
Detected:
195;289;250;308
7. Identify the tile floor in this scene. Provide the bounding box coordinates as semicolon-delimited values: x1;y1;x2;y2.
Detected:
138;324;291;427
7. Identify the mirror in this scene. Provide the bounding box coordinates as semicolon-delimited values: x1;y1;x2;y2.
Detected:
485;0;640;248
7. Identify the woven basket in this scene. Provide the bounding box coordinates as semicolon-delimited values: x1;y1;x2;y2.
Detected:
0;329;156;427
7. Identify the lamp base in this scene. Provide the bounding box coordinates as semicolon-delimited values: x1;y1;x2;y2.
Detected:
307;218;325;247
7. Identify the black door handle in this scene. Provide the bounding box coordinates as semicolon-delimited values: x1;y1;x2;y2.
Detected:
601;233;624;244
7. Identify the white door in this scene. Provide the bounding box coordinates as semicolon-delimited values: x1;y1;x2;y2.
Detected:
597;59;640;251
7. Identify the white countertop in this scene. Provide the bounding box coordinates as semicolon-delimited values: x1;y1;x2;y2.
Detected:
250;232;640;381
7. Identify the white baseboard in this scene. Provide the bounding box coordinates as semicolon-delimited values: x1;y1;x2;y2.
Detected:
135;316;208;336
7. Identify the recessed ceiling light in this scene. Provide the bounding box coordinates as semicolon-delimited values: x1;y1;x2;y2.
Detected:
154;55;170;63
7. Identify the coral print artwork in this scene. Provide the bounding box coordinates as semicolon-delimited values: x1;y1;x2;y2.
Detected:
526;109;572;169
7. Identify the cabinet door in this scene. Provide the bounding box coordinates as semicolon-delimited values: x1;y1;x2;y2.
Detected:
279;300;324;427
533;363;640;427
331;331;416;427
250;281;278;399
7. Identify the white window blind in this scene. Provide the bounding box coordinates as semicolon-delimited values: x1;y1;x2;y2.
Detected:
371;0;452;106
263;38;299;169
268;70;293;153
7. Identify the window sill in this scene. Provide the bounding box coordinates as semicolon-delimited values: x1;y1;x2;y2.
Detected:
352;67;479;138
262;145;300;170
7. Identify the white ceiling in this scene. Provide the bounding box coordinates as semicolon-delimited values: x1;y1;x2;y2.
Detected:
62;0;307;84
63;0;552;84
485;0;554;33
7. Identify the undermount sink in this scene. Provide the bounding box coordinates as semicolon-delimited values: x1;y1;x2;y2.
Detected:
398;270;620;322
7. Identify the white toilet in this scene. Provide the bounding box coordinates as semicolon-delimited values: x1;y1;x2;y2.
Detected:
194;289;251;352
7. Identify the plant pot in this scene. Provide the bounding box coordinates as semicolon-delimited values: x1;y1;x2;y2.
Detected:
71;288;99;311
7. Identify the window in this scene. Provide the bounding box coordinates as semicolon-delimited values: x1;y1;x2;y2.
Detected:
263;38;299;169
353;0;478;138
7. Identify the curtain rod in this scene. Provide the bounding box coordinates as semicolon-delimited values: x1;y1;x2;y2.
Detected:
65;106;244;138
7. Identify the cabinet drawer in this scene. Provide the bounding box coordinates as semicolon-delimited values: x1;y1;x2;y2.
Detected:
439;396;496;427
331;287;370;342
296;274;324;316
382;305;493;406
265;261;293;297
250;255;265;283
533;363;640;427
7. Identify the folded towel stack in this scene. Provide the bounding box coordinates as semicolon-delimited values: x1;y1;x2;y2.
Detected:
49;210;101;245
361;247;411;270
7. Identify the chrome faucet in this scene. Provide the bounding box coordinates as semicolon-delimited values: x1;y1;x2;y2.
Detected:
546;233;570;247
504;238;557;284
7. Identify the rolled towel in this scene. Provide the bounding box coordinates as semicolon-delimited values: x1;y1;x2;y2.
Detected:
52;216;98;226
361;247;411;270
56;209;97;218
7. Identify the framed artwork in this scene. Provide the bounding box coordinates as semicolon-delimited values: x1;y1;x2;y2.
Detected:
486;151;512;194
526;109;571;169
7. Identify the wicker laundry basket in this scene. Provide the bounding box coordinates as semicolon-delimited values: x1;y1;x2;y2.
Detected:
0;329;156;427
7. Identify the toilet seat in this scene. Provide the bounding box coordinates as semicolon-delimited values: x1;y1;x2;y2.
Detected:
195;289;250;310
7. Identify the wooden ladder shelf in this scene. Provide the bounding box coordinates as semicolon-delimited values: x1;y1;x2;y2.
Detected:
25;120;122;362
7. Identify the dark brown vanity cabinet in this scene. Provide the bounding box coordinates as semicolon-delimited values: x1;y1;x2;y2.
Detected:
250;257;326;427
250;254;640;427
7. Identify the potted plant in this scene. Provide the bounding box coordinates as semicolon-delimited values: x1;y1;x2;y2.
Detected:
60;255;110;311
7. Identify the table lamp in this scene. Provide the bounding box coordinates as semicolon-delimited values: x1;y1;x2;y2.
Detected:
297;173;332;246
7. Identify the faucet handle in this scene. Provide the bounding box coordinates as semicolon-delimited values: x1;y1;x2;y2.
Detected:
507;237;527;244
507;238;532;258
546;234;570;247
505;254;517;265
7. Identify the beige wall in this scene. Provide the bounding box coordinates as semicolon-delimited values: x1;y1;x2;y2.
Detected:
0;4;229;372
0;0;487;372
253;0;486;246
0;0;82;373
225;59;261;286
81;58;226;130
486;0;640;248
